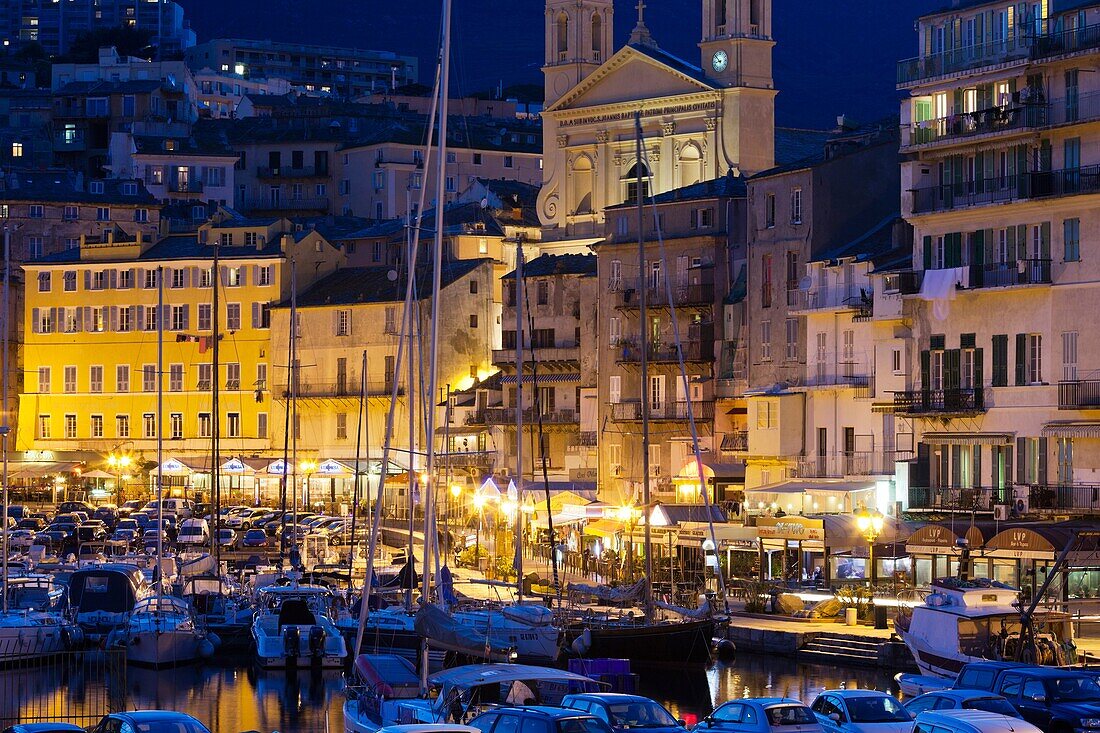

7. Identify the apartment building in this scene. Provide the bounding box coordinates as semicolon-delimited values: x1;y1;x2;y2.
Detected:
1;0;195;57
742;123;901;490
185;39;418;98
17;218;343;469
269;259;496;510
895;0;1100;517
594;175;742;505
110;126;239;207
473;253;598;487
193;71;294;119
0;170;160;262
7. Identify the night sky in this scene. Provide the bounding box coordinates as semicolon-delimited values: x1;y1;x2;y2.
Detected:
177;0;944;130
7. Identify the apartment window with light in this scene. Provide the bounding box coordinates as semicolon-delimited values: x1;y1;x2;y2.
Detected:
38;367;50;394
89;365;103;393
117;365;129;392
790;187;802;224
65;414;77;439
142;365;156;392
198;413;211;439
335;309;351;336
11;142;22;158
764;193;776;228
63;366;77;393
116;415;129;439
226;267;242;287
226;303;241;331
257;266;272;285
38;415;50;439
143;413;156;439
91;415;103;439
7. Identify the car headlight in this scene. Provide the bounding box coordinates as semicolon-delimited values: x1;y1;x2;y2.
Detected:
1080;719;1100;729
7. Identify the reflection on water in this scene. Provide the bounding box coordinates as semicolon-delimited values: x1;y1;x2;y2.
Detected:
1;653;897;733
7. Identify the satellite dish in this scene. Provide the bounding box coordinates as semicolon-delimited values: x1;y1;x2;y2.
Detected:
798;276;813;291
480;197;489;209
387;270;398;282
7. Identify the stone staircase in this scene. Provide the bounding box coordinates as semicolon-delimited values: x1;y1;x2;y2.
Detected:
798;633;886;667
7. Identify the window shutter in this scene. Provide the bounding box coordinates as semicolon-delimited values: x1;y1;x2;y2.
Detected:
182;268;190;288
1005;443;1013;486
109;269;118;289
1016;437;1026;484
332;310;340;335
31;308;39;334
252;303;261;329
945;349;961;390
920;350;931;390
972;447;982;489
974;348;984;389
252;265;260;283
109;306;118;332
137;268;146;288
1015;224;1027;261
1037;437;1048;485
164;267;173;286
923;236;933;270
51;308;60;331
83;270;91;290
161;304;170;328
1039;221;1051;260
127;268;136;289
136;305;145;330
970;230;984;267
83;306;93;331
239;266;248;286
182;305;190;330
1015;333;1027;385
951;445;962;486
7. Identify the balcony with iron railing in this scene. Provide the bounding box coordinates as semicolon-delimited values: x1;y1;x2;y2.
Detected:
908;485;1011;511
616;338;714;364
491;342;579;366
805;359;873;390
793;451;913;479
616;280;715;310
911;165;1100;214
1058;379;1100;409
969;258;1051;288
790;285;873;315
893;387;986;415
256;165;326;179
168;180;204;194
897;34;1030;86
907;93;1100;150
277;379;402;399
1030;21;1100;61
436;451;495;469
1023;483;1100;515
609;399;716;422
480;407;578;426
719;430;749;453
240;196;329;213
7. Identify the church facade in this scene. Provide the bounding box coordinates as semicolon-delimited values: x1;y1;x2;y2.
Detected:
537;0;777;243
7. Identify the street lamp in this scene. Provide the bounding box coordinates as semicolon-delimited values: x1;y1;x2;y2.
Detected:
298;460;317;510
855;507;885;585
107;453;132;504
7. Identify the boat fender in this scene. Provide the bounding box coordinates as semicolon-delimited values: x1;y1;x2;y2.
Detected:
309;625;325;656
283;625;300;658
61;625;83;650
570;628;592;656
714;638;736;663
198;638;216;659
206;632;222;650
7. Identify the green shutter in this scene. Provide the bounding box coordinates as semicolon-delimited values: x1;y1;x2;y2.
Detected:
945;349;961;390
1039;221;1051;260
1038;437;1048;486
970;231;985;266
1016;437;1026;484
1015;333;1027;386
923;235;933;270
992;335;1008;387
1016;224;1028;262
921;350;931;390
974;347;984;388
947;232;962;268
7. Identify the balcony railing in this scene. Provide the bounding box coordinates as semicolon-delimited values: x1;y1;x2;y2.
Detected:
908;486;1012;511
481;407;578;426
609;400;716;422
806;362;873;389
616;339;714;364
897;35;1029;86
791;285;874;316
969;258;1051;288
616;280;715;309
1031;21;1100;61
793;451;913;479
256;165;326;179
277;380;401;398
720;430;749;453
168;180;204;194
883;270;924;295
1024;484;1100;515
240;196;329;212
491;344;579;365
893;387;985;414
436;452;495;469
911;165;1100;214
907;103;1047;147
1058;380;1100;409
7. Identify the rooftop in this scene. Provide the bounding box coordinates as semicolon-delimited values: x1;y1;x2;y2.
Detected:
0;170;157;205
503;253;596;280
290;259;488;308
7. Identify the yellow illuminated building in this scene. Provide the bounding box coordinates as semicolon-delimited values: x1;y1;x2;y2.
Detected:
18;217;344;487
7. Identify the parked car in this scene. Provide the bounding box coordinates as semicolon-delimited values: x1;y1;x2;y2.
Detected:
177;518;210;546
57;501;94;516
216;528;237;550
5;505;27;521
110;528;139;546
903;690;1019;719
90;712;211;733
911;710;1041;733
811;690;913;733
241;529;271;548
8;529;36;550
76;521;108;544
118;500;145;517
469;707;614;733
562;693;686;733
697;698;821;733
224;508;270;530
92;505;119;527
988;667;1100;731
16;518;45;532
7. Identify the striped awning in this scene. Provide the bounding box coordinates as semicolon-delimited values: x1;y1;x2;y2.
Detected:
499;373;581;384
921;432;1013;446
1042;422;1100;438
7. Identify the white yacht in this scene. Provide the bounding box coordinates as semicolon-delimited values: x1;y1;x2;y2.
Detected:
449;604;560;662
68;563;155;641
895;577;1075;677
108;595;217;667
252;582;348;669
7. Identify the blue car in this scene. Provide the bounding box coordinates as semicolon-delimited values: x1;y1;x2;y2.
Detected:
91;712;211;733
561;693;686;733
903;690;1020;719
699;698;822;733
810;691;912;733
470;706;614;733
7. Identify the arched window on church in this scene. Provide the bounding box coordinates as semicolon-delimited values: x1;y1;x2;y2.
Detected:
680;144;704;187
591;13;603;61
715;0;727;34
624;161;650;206
557;12;569;58
572;155;594;215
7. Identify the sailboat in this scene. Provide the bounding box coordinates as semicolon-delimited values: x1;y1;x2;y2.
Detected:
108;264;215;666
0;224;74;660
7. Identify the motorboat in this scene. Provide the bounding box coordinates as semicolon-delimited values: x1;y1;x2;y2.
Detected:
342;659;598;733
251;581;348;669
68;563;154;641
894;577;1075;677
181;575;254;649
107;595;217;667
449;604;560;662
0;574;77;661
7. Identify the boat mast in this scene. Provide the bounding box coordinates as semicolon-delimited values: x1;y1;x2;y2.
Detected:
1;224;10;613
349;350;367;582
513;237;525;601
278;262;294;560
290;262;299;564
211;239;221;564
635;112;654;623
156;265;165;589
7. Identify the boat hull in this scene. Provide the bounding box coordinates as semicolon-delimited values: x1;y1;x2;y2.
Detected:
122;630;203;667
0;621;66;661
564;618;715;665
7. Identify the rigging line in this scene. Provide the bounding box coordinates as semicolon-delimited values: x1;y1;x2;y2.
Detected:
638;142;730;612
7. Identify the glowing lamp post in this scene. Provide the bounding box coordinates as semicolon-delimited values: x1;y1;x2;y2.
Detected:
298;460;317;509
107;453;132;504
855;507;885;584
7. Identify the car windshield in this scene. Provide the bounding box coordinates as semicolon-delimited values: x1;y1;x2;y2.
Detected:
965;698;1018;716
609;701;678;727
845;696;910;723
1049;677;1100;702
132;719;212;733
765;706;816;726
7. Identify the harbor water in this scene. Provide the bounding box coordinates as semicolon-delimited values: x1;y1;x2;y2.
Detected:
0;653;895;733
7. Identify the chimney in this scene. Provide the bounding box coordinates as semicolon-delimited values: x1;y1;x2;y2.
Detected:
106;230;113;245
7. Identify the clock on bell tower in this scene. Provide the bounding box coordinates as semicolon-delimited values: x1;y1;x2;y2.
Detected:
699;0;774;89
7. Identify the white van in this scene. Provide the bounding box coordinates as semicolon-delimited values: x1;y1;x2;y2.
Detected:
914;710;1042;733
177;518;210;546
143;498;195;519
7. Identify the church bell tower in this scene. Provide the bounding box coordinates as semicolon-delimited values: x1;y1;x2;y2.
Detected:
699;0;774;89
543;0;614;108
